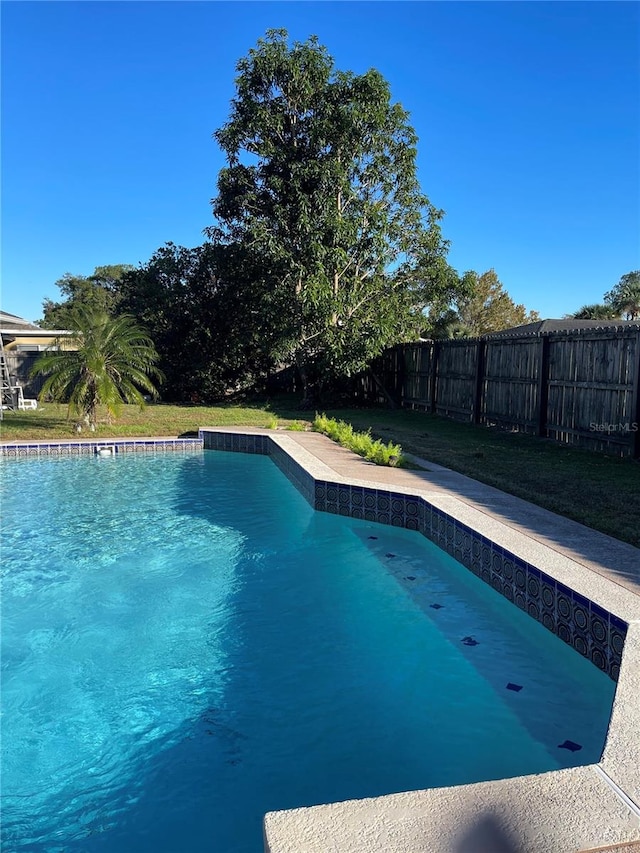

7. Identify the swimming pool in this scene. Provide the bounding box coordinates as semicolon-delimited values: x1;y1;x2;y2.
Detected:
0;450;617;852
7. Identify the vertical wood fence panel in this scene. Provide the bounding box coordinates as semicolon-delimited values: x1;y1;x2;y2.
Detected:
482;337;541;433
402;342;434;410
433;340;478;422
545;329;639;453
354;326;640;457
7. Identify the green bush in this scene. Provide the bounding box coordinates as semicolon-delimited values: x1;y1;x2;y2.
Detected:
313;414;403;466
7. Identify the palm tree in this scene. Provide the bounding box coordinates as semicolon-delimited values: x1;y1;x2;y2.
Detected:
31;306;164;430
572;303;620;320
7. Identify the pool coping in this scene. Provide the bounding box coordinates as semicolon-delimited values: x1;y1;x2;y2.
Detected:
3;431;639;851
0;436;203;456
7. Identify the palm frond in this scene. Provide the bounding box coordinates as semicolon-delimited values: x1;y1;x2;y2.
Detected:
30;306;163;427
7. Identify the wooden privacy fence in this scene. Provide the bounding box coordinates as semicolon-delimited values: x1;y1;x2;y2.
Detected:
354;326;640;458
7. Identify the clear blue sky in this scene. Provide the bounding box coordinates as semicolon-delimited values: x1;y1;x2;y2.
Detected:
2;1;639;323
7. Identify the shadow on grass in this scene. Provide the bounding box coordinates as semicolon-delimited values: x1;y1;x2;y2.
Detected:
0;411;74;433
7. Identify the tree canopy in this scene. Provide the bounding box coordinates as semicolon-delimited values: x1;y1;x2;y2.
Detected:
208;29;458;404
40;32;568;404
424;269;539;338
457;270;540;336
605;271;640;320
39;265;133;329
116;242;284;401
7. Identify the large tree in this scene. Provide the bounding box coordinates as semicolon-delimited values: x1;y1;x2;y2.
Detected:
208;29;457;405
31;306;163;430
605;271;640;320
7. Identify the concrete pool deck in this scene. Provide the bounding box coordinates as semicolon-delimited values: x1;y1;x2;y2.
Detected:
199;428;640;853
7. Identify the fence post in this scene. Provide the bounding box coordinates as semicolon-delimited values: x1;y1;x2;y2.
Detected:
395;344;406;408
473;340;486;424
631;331;640;459
536;335;550;437
429;341;440;413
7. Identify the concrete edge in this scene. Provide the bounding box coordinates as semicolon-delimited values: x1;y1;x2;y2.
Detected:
262;765;640;853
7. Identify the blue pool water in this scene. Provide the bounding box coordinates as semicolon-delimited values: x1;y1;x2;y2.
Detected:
1;451;616;853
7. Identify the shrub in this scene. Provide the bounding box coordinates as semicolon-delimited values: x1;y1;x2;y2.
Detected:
313;414;403;466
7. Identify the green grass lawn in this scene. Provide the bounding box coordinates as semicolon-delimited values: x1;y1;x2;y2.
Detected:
304;404;640;548
0;400;305;440
2;397;639;547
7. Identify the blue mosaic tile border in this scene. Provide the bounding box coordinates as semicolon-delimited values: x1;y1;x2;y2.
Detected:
431;511;627;682
0;438;203;457
315;482;424;529
200;430;628;682
200;430;269;456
